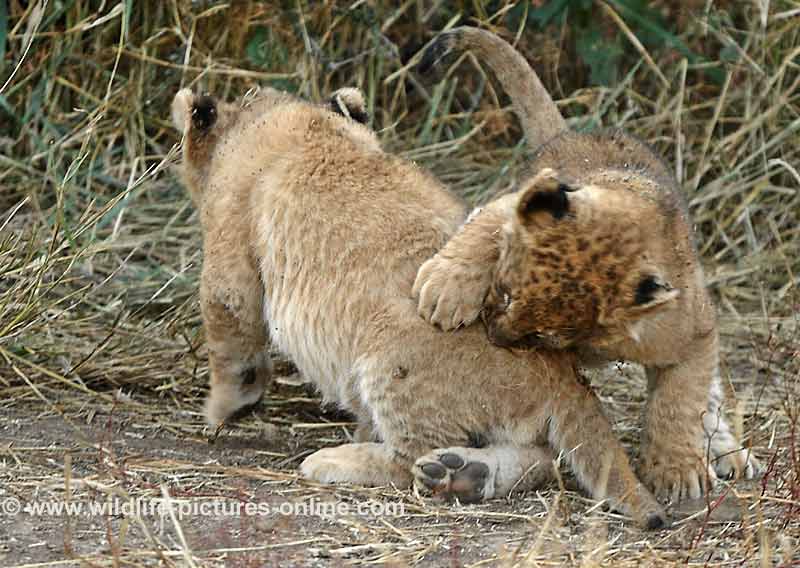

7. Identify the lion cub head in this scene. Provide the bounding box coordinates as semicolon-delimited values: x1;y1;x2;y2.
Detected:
171;86;370;205
483;168;679;351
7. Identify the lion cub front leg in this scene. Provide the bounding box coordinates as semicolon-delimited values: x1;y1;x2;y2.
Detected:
641;359;715;502
414;194;516;331
640;328;759;501
200;256;270;427
549;385;668;529
642;331;761;501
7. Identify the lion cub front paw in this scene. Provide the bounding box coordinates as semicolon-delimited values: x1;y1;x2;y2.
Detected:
300;446;357;484
413;255;490;331
300;443;408;487
204;365;270;427
640;451;717;503
413;448;495;504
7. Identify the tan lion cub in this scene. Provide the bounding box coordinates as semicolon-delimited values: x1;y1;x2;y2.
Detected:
413;27;760;502
171;85;667;528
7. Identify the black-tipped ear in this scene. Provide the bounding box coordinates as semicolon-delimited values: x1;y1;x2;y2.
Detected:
417;31;457;75
191;95;217;131
347;107;369;125
633;275;679;309
328;90;369;125
518;182;573;223
634;276;662;305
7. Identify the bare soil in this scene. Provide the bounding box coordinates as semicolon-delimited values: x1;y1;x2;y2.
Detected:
1;351;794;567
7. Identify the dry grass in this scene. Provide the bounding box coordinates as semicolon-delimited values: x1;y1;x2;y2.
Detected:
0;1;798;566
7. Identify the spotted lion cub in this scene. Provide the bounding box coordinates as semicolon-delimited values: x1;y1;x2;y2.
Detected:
171;84;667;528
413;27;760;502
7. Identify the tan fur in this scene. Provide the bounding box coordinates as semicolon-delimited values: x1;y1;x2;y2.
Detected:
413;28;760;502
171;85;667;528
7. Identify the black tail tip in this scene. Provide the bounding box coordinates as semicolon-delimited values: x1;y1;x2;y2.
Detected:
417;31;458;75
191;95;217;131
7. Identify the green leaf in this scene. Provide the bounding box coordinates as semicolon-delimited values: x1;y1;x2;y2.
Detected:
610;0;692;58
245;26;296;92
609;0;725;84
123;0;133;41
245;27;269;68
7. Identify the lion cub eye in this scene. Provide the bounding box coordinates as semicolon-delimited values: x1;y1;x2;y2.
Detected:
494;283;511;309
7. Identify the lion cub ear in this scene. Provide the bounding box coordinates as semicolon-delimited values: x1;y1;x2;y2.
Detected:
601;275;680;342
517;168;577;227
630;275;679;314
171;89;218;134
328;87;369;125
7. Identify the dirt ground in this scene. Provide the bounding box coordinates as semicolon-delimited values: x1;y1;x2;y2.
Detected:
1;344;796;567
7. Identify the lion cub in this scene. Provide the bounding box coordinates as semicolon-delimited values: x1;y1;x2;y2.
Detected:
171;85;666;528
413;27;760;502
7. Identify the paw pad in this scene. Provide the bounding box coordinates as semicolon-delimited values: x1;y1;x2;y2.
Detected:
413;451;491;504
439;453;465;469
419;462;447;482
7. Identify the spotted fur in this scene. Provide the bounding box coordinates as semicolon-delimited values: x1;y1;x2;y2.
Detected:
413;27;761;503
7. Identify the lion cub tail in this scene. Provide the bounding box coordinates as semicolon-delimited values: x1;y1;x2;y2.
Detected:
418;26;567;151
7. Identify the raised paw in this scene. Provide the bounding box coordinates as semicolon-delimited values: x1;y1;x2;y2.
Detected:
412;449;495;504
640;451;717;503
413;255;490;331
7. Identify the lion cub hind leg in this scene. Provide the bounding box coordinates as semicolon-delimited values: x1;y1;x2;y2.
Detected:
706;416;761;481
413;445;555;503
300;443;412;488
